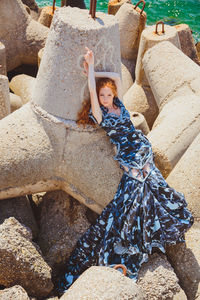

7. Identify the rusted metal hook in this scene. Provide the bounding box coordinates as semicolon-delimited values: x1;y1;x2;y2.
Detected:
155;21;165;34
52;0;56;14
134;0;146;15
113;264;127;276
89;0;97;19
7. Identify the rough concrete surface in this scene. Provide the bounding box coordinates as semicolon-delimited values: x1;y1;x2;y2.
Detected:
0;196;38;238
0;217;53;298
36;190;90;275
167;131;200;219
0;285;30;300
115;3;146;61
0;42;6;75
0;75;10;119
143;41;200;109
9;74;36;104
166;222;200;300
0;0;49;71
10;93;23;112
60;266;143;300
148;94;200;178
138;253;187;299
121;61;134;95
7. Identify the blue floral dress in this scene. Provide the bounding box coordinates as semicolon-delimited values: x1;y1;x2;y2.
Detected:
58;97;193;293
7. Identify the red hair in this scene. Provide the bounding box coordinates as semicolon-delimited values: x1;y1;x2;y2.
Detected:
77;78;117;126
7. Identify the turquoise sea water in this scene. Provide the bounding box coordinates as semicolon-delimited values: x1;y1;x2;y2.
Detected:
36;0;200;42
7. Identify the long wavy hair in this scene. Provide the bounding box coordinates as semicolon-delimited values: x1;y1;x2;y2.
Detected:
77;77;117;126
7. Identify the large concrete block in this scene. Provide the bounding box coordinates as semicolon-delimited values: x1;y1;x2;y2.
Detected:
60;266;143;299
143;41;200;110
138;254;187;299
135;24;181;87
33;7;121;120
147;94;200;178
0;75;10;119
130;111;149;135
108;0;131;15
121;61;134;95
0;285;30;300
115;2;146;61
175;23;200;65
9;74;35;104
166;132;200;219
0;0;49;71
0;7;123;214
10;93;23;112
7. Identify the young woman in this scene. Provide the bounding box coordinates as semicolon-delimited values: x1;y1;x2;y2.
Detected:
58;47;193;294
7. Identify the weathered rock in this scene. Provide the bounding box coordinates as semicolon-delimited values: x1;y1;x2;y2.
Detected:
0;7;122;215
124;82;159;129
0;75;10;119
0;0;49;71
9;74;35;104
166;222;200;300
0;42;6;76
121;62;133;95
10;93;23;112
121;57;135;81
60;266;143;299
0;217;53;298
116;2;146;61
37;190;90;274
108;0;131;15
175;23;200;65
130;111;149;135
148;95;200;178
0;196;38;238
0;285;30;300
138;253;187;299
143;41;200;110
167;132;200;219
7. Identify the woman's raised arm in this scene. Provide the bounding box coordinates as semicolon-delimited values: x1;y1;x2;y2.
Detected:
84;48;102;124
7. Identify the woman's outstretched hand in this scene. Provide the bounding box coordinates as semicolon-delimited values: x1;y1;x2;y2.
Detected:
84;47;94;65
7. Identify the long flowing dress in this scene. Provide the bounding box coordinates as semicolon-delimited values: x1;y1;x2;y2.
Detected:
58;97;193;293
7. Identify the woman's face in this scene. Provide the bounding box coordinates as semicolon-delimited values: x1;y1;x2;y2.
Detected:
99;86;114;108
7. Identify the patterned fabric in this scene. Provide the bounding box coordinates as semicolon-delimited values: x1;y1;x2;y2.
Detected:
58;98;193;293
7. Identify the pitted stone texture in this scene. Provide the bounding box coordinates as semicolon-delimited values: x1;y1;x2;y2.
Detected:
115;3;146;61
143;41;200;110
148;94;200;178
33;7;121;120
9;74;35;104
108;0;131;15
0;75;10;119
138;253;187;300
124;82;158;129
10;93;23;112
0;42;6;75
0;0;49;71
121;62;133;95
0;285;30;300
175;24;200;65
0;196;38;238
167;132;200;219
37;190;90;275
166;222;200;300
130;111;149;135
0;217;53;298
136;25;181;87
60;266;143;300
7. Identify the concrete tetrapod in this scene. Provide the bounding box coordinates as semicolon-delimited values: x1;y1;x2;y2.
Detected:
143;41;200;110
124;24;181;128
0;7;122;214
0;75;10;119
0;0;49;71
9;74;36;104
147;94;200;178
0;42;6;76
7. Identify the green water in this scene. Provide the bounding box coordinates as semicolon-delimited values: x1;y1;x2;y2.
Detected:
36;0;200;42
